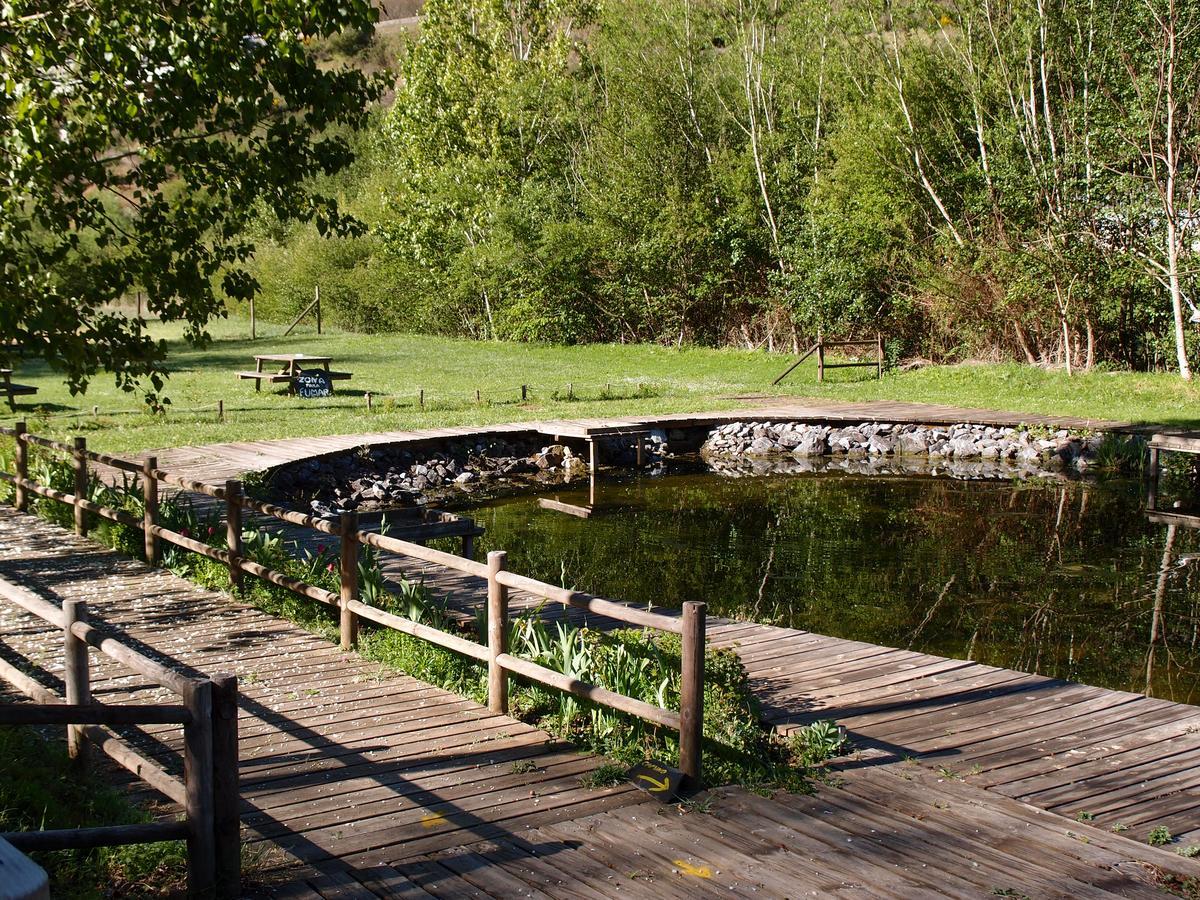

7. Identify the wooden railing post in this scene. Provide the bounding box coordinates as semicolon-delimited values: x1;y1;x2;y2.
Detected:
817;343;825;382
339;512;359;651
487;550;509;714
679;600;706;786
225;481;243;593
63;599;90;767
13;421;27;512
142;456;159;566
73;436;88;537
182;678;216;898
876;332;884;378
210;673;240;899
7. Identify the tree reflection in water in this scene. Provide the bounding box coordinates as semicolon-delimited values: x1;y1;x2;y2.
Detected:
460;469;1200;704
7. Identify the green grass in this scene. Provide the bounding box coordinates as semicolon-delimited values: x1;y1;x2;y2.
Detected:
0;726;186;898
4;318;1197;454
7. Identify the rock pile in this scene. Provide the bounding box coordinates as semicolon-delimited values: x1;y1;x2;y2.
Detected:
701;421;1126;472
269;435;637;515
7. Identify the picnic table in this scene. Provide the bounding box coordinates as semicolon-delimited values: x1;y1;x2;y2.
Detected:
236;354;352;394
0;369;37;409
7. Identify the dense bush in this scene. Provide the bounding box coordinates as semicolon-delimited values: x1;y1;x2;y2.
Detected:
245;0;1199;375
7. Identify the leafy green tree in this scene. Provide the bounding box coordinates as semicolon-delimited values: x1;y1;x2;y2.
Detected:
0;0;382;402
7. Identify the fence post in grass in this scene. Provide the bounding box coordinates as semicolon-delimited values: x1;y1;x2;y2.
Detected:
679;600;706;787
63;599;90;767
142;456;159;566
418;388;424;409
211;673;241;899
182;678;216;898
339;512;359;651
13;421;27;512
817;342;825;382
487;550;509;714
225;480;243;593
521;384;527;402
876;332;884;378
72;437;88;537
218;399;224;422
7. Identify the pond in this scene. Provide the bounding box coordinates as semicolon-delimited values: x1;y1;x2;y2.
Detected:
460;467;1200;705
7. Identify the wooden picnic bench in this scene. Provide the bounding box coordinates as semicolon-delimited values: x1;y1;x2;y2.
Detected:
1;369;37;409
236;353;352;394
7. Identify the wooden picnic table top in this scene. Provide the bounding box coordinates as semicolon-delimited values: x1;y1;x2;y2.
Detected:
253;353;333;364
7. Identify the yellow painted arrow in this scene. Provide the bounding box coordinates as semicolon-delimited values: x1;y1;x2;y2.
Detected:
636;773;671;792
673;859;712;878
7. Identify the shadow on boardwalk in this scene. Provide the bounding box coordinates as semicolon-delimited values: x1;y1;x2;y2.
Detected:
3;507;1200;896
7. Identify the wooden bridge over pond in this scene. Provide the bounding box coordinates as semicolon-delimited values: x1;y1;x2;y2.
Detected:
3;509;1200;897
3;401;1200;895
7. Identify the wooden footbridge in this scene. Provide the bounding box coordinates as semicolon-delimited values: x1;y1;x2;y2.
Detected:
3;510;1200;898
3;403;1200;896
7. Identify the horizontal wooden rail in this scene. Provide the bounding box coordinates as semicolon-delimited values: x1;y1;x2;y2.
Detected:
152;524;340;607
241;496;341;535
153;469;227;499
348;600;490;662
357;529;491;579
84;448;143;473
69;620;195;696
23;433;74;453
80;724;189;806
496;652;681;730
77;496;141;528
0;703;191;725
3;821;190;852
494;570;683;633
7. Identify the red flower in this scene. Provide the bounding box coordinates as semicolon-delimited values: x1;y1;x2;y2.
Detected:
316;544;326;554
326;563;335;573
180;527;190;538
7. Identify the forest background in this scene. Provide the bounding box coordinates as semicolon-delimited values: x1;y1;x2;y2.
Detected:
247;0;1200;376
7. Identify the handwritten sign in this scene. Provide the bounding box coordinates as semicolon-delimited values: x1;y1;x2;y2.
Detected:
295;369;333;399
626;759;682;801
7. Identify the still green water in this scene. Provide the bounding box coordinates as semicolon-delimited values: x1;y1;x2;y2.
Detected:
463;470;1200;704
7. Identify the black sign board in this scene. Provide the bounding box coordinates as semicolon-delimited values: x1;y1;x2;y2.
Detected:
626;759;683;801
295;369;333;399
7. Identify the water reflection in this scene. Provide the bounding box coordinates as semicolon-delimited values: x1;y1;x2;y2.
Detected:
462;468;1200;704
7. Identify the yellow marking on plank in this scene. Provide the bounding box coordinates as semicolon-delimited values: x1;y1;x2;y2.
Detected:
674;860;712;878
637;774;671;792
420;812;447;829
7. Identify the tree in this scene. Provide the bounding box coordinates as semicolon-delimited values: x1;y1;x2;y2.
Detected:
0;0;383;403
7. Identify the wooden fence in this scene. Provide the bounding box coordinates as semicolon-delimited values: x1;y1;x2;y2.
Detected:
0;574;239;899
773;334;884;385
0;424;707;783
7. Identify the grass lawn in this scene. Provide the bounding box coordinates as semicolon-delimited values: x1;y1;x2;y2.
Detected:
5;317;1199;454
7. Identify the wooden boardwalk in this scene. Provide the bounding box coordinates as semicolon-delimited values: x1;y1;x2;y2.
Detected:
3;509;1200;897
142;397;1138;485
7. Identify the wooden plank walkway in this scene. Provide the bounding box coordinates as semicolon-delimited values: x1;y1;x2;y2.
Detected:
3;510;1200;897
139;398;1140;485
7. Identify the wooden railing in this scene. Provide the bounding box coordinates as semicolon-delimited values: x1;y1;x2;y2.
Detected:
0;574;239;899
773;333;884;385
0;423;707;782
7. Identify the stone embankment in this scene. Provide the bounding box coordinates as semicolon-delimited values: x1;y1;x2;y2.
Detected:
269;434;664;514
265;420;1141;515
700;421;1139;474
